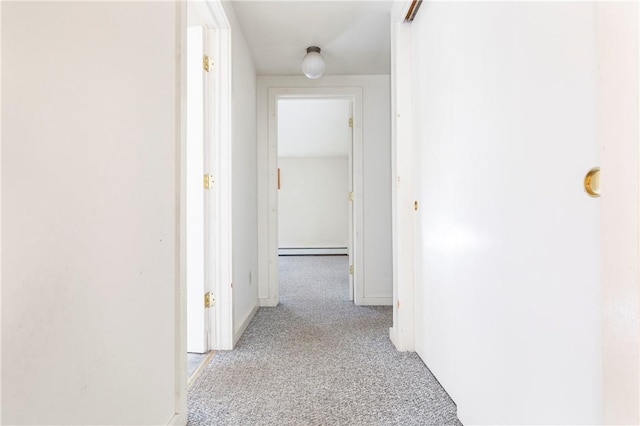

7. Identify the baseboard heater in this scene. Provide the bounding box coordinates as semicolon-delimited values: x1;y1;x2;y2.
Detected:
278;247;348;256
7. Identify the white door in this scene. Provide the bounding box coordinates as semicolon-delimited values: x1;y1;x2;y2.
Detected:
411;3;601;424
186;25;213;353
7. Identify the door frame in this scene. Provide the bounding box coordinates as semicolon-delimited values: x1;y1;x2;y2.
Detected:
276;96;356;299
389;1;416;352
173;0;233;424
261;87;364;306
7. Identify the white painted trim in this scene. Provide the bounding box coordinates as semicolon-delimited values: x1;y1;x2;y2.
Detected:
168;412;188;426
187;351;215;386
389;326;399;349
174;1;188;424
262;87;364;307
390;1;416;352
233;303;259;346
278;248;348;255
206;3;234;351
175;1;233;423
361;297;394;306
347;99;355;302
0;1;4;423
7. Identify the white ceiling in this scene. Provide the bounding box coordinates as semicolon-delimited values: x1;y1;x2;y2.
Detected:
228;1;394;76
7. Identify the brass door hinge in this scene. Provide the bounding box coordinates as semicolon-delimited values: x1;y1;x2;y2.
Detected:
348;192;354;201
204;292;215;308
349;265;354;275
349;117;353;128
204;174;214;189
203;55;211;72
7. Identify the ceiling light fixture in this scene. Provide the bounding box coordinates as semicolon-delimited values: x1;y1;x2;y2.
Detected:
301;46;326;79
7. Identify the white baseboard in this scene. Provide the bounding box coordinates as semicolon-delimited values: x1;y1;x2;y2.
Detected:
168;412;187;426
259;297;278;307
389;327;399;350
359;296;393;306
188;351;215;386
233;303;259;346
278;247;348;255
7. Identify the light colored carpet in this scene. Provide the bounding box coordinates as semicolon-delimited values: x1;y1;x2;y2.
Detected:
188;255;461;425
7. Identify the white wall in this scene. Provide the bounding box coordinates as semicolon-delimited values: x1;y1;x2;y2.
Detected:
278;157;348;249
277;98;351;252
222;2;259;344
408;3;604;424
258;75;392;304
2;2;181;424
278;99;351;158
597;3;640;423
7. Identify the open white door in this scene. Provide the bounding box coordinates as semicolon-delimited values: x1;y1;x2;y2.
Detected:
186;25;213;353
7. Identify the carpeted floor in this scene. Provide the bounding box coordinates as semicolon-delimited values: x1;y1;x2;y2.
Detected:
187;255;461;425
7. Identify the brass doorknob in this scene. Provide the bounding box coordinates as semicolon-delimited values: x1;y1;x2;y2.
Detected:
584;167;601;197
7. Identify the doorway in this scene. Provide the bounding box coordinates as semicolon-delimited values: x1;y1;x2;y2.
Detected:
179;1;235;405
261;87;364;307
277;98;353;300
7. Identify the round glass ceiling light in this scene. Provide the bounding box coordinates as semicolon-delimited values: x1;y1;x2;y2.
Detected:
301;46;326;79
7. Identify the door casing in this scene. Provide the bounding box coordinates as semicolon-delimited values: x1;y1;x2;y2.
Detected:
174;0;233;423
261;87;364;306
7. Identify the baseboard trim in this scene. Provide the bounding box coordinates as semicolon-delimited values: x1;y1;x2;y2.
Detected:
187;351;215;387
278;247;348;255
168;412;187;426
360;297;393;306
389;327;399;350
233;303;259;346
259;297;278;307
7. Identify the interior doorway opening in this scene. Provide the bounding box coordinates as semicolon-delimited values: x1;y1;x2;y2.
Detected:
262;87;364;307
179;1;234;403
185;22;215;386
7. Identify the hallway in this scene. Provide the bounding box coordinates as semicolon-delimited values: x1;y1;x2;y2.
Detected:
187;256;460;425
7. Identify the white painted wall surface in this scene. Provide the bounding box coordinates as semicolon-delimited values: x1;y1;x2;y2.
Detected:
2;2;180;424
278;99;351;158
278;157;349;249
410;3;602;424
222;2;260;344
258;76;392;304
597;3;640;423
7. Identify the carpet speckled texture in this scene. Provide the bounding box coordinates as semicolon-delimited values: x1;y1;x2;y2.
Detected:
188;255;461;425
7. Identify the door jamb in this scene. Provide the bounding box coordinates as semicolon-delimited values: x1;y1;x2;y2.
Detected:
261;87;364;306
389;1;416;352
173;0;233;424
